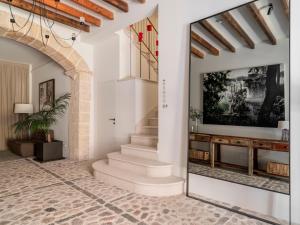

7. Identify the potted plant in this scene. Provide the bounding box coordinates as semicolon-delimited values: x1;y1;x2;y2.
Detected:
14;93;71;162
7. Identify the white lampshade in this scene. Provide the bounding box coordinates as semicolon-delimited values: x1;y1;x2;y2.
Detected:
278;121;289;130
14;104;33;114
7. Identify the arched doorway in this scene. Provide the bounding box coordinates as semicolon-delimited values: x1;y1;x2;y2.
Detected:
0;10;92;160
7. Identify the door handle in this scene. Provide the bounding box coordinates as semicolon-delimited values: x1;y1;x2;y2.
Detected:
109;118;116;124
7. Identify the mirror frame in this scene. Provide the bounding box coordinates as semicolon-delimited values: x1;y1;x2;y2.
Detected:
186;0;291;224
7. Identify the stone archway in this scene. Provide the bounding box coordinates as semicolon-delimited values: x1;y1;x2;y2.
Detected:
0;11;91;160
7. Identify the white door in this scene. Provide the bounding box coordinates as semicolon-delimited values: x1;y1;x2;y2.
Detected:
93;80;118;159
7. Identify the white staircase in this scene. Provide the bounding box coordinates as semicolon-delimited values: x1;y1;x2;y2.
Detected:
92;110;184;197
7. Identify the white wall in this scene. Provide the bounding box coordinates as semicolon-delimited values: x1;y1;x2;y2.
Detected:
92;33;158;159
290;0;300;224
0;37;71;157
92;34;120;159
31;62;70;157
157;0;296;223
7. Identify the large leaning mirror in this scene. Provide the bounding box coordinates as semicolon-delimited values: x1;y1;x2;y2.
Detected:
187;0;290;223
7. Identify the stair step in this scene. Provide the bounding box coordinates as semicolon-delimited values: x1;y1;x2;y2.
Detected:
107;152;172;177
140;127;158;135
143;126;158;129
93;159;184;197
131;134;158;147
121;144;158;160
148;118;158;126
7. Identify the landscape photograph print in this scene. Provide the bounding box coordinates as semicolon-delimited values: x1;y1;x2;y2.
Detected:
203;64;285;128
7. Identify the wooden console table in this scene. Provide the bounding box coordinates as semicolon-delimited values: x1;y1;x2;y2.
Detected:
189;133;289;176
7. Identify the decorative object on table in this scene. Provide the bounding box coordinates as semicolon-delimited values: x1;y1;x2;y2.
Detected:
278;120;289;141
267;161;289;177
39;79;55;111
14;93;70;162
202;64;285;128
190;107;202;132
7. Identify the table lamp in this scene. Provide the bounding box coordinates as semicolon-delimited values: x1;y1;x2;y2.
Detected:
14;104;33;114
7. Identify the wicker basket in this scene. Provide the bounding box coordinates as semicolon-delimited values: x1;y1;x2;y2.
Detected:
266;161;289;177
189;150;209;161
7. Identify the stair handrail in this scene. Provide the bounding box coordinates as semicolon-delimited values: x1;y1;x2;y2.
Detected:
131;25;158;63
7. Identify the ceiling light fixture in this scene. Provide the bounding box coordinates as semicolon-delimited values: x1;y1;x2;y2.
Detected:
6;0;85;48
267;3;273;15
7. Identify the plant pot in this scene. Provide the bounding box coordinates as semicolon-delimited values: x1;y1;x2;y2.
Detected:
34;140;63;162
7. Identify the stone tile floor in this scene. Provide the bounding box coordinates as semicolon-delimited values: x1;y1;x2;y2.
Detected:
0;158;288;225
188;163;289;194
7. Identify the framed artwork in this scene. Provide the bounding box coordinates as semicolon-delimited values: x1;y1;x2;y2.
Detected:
202;64;285;127
39;79;55;111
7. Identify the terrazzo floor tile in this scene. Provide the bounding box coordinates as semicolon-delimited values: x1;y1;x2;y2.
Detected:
111;193;270;225
0;159;61;198
0;158;287;225
71;177;131;203
54;207;136;225
31;159;93;181
0;183;99;225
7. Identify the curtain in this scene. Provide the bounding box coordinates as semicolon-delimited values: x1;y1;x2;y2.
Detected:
0;61;29;150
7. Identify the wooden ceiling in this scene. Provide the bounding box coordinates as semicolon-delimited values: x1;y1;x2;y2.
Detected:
0;0;146;32
191;0;289;59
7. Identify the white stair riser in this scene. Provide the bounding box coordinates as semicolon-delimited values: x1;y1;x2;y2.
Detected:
148;118;158;126
121;146;158;160
108;158;172;177
131;136;158;147
94;171;184;197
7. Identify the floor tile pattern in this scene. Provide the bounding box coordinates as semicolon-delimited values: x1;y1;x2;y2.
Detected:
0;158;287;225
189;163;289;194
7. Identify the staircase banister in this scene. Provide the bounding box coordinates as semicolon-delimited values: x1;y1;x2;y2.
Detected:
131;25;158;63
147;17;158;34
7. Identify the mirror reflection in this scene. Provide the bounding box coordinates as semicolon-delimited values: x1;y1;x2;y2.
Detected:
188;0;290;195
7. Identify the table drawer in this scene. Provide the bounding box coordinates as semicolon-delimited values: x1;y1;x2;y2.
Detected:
190;134;210;142
272;143;289;152
253;141;272;149
212;137;230;144
230;138;249;146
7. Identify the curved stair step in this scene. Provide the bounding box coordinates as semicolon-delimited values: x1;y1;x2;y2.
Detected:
130;134;158;147
107;152;172;177
92;159;184;197
121;144;158;160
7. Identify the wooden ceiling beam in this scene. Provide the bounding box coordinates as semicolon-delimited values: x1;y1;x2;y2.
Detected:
103;0;129;13
71;0;114;20
191;46;205;59
248;3;277;45
36;0;101;26
191;31;219;56
0;0;90;32
281;0;289;18
200;20;235;52
222;12;255;49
